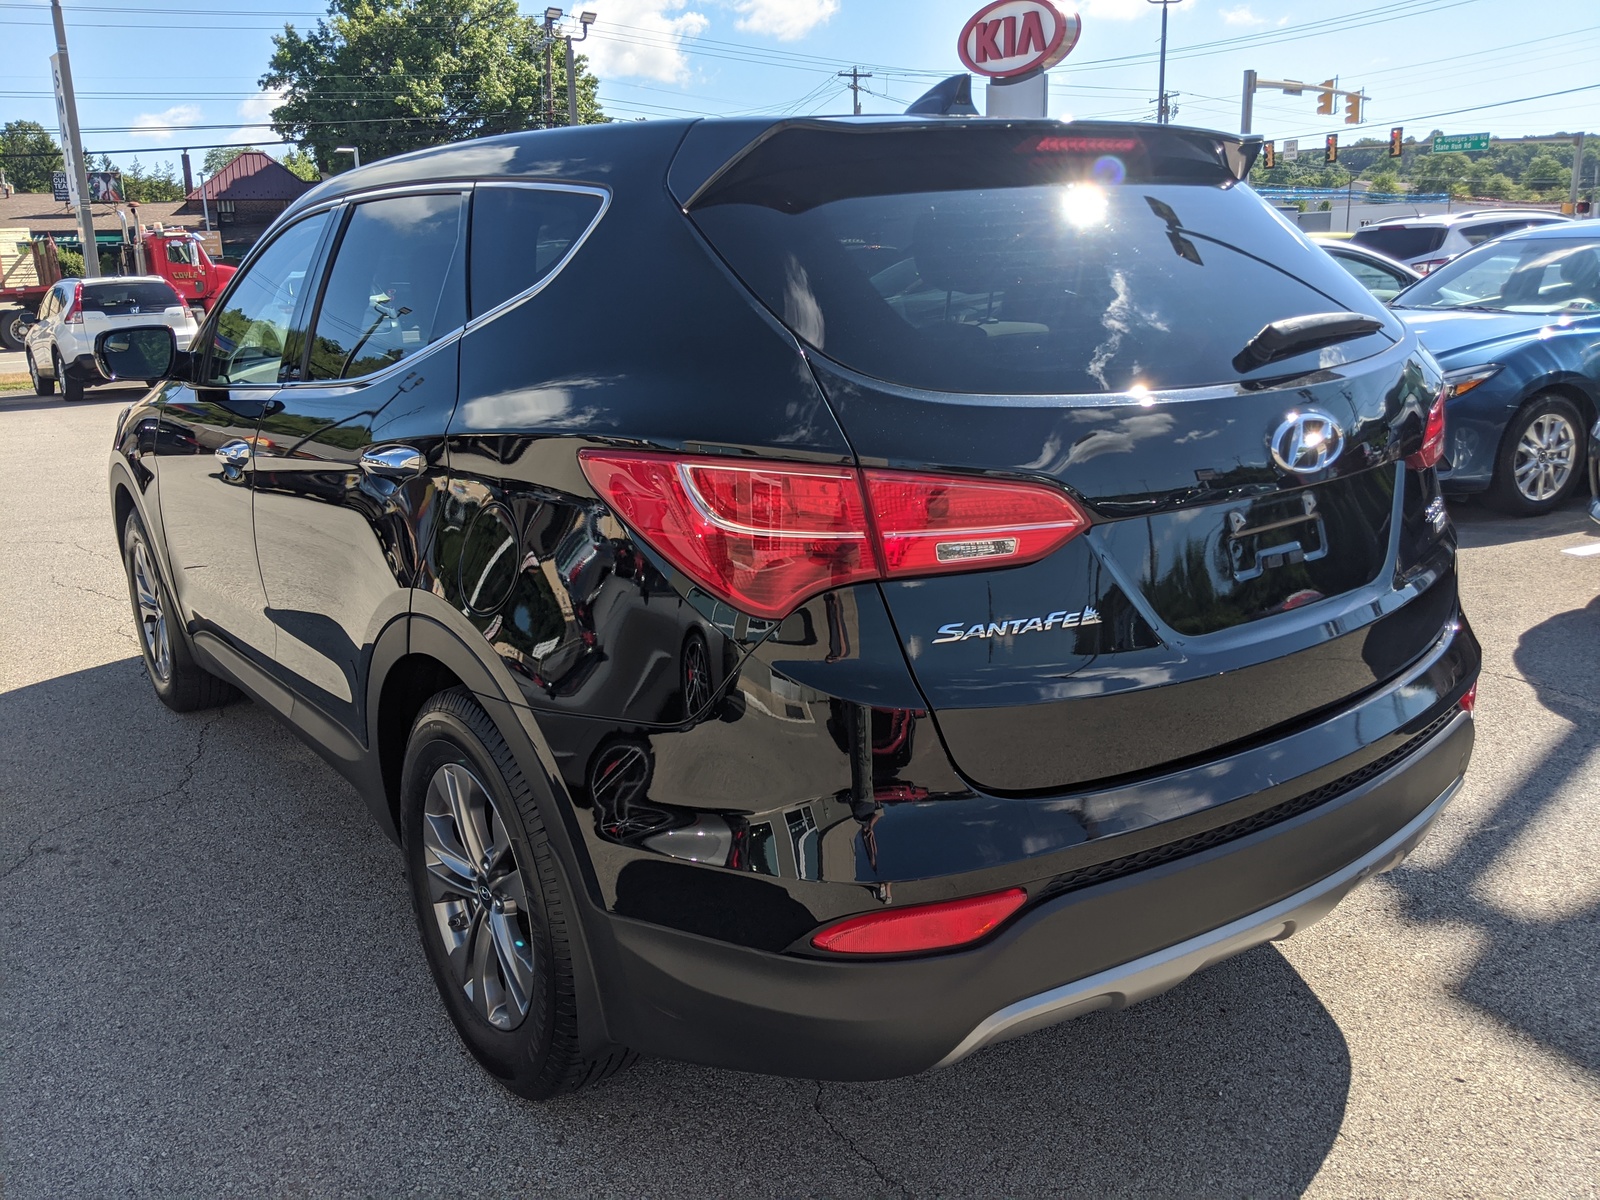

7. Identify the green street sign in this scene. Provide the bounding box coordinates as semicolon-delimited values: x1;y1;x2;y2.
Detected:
1431;133;1491;153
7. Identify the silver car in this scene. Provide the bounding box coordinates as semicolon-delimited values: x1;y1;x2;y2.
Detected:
22;276;198;401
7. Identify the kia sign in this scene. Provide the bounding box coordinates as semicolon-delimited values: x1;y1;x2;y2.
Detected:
958;0;1081;79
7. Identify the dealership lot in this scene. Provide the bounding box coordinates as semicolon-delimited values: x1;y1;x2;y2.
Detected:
1;390;1597;1197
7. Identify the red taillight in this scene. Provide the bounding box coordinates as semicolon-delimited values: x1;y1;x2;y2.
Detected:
577;453;878;620
865;470;1089;577
810;887;1028;955
1414;258;1450;274
578;451;1090;620
1460;681;1478;713
63;282;83;324
1405;390;1447;470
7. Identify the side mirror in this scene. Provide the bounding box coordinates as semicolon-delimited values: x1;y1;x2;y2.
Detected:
17;310;37;326
95;325;177;382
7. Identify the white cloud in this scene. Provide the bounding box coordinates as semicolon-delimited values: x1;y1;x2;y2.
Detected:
582;0;710;83
130;105;202;139
1077;0;1149;20
236;88;286;123
1219;5;1267;26
732;0;838;40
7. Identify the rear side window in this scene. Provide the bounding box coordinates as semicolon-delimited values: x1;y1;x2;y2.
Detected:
688;127;1392;394
82;280;182;312
469;185;604;317
307;192;467;381
1351;225;1449;259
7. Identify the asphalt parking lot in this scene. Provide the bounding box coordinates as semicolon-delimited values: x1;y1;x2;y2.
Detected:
2;385;1597;1198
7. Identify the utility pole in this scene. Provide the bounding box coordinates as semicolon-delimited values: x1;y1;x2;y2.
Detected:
50;0;98;277
1148;0;1183;125
543;8;560;128
1571;132;1585;215
565;12;596;126
838;66;873;116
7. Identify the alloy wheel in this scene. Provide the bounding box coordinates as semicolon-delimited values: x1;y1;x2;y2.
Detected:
129;534;173;682
420;762;537;1031
1512;412;1577;503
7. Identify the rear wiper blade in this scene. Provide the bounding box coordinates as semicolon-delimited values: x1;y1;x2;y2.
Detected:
1232;311;1385;373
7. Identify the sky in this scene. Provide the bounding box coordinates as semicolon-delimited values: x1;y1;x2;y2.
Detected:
2;0;1598;178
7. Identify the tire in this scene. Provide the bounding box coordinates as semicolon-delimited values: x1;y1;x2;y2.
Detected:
0;308;27;352
401;689;636;1099
1485;393;1587;516
120;512;238;712
54;349;84;402
27;351;55;397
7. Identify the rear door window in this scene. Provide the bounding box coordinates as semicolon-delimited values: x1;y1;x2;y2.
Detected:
82;281;183;313
1350;225;1449;259
688;127;1394;395
306;192;467;381
468;185;604;317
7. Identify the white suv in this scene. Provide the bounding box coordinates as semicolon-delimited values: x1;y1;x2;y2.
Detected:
23;276;199;401
1350;209;1571;274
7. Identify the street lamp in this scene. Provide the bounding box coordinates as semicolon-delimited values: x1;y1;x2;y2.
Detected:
540;9;597;128
334;145;361;168
1147;0;1184;125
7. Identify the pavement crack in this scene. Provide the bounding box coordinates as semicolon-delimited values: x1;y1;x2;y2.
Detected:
0;706;226;886
813;1080;912;1198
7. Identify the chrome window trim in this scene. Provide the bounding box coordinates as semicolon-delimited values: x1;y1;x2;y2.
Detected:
462;181;611;333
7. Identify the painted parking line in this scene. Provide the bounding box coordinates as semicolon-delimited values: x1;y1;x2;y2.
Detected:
1560;542;1600;557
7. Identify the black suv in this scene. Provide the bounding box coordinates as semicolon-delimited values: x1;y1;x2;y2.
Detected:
102;117;1479;1098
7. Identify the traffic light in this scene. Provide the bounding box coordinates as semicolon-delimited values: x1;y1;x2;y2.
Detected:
1316;80;1335;116
1389;126;1404;157
1262;141;1275;169
1325;134;1338;163
1344;91;1362;124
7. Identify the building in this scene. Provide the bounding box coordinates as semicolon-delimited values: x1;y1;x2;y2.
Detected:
0;192;193;258
178;151;315;259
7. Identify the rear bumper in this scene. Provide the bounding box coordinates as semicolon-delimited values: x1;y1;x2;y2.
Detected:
591;706;1473;1080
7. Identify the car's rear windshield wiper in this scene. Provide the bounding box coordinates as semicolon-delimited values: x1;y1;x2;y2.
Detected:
1232;311;1385;373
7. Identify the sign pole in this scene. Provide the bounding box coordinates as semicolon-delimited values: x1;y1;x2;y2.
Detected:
50;0;98;278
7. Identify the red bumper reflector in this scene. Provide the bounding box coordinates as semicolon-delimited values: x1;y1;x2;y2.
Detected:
1460;681;1478;713
810;887;1028;955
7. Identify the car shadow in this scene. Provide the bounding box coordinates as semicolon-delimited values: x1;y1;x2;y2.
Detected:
1379;596;1600;1075
0;657;1352;1197
1450;493;1596;550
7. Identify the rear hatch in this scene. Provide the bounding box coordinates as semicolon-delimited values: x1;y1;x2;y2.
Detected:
1350;224;1448;263
80;279;194;336
678;120;1451;793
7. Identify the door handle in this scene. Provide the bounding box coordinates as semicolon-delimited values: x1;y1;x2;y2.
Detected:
359;445;427;478
214;439;252;469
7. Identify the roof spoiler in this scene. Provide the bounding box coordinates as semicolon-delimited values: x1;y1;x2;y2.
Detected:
905;74;979;117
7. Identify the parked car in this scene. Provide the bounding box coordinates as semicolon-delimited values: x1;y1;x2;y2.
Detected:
101;118;1479;1098
1311;234;1421;302
22;276;198;401
1390;223;1600;514
1350;209;1571;274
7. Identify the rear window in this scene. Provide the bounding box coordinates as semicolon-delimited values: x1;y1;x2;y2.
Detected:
688;126;1392;394
469;185;604;317
1351;225;1448;259
81;280;182;313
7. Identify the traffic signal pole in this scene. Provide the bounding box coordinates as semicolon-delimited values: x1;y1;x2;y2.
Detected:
50;0;99;277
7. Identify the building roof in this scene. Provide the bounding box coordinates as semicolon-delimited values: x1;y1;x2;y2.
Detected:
0;193;193;235
187;150;314;203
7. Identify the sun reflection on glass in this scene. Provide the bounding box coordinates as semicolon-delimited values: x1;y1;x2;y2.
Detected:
1060;183;1108;229
1092;155;1126;186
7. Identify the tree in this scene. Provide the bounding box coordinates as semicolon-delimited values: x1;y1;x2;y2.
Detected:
204;145;260;177
1522;152;1570;197
117;157;186;203
261;0;604;172
280;147;321;181
1368;170;1401;196
0;120;64;193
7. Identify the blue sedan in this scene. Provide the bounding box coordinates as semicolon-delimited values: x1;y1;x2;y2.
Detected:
1391;223;1600;515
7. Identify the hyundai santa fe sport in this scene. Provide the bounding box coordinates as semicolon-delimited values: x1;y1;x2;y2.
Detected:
100;117;1479;1098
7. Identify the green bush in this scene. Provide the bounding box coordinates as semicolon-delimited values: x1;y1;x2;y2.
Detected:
56;248;84;277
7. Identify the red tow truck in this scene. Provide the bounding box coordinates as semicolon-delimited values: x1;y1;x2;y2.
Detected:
1;220;235;351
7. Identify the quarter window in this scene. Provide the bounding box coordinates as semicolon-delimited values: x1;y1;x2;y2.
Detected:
306;193;467;381
202;210;330;386
468;185;603;317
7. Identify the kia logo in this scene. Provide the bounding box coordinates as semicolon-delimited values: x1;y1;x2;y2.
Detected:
1270;410;1345;474
957;0;1082;79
